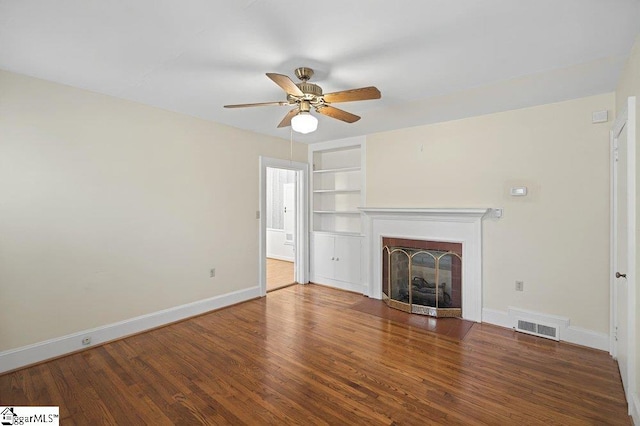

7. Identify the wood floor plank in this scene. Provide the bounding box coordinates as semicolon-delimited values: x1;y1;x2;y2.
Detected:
0;284;630;424
266;258;294;291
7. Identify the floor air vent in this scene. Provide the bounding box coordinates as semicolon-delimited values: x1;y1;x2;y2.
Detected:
516;319;559;341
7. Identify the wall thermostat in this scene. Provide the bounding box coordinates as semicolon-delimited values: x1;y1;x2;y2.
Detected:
592;110;608;124
510;187;528;196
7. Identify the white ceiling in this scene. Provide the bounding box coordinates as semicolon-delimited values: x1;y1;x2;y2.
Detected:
1;0;638;143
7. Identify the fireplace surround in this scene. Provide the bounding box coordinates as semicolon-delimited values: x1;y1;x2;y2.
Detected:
360;208;491;323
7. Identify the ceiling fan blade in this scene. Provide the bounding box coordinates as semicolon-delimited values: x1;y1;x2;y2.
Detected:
224;101;289;108
316;105;360;123
277;108;299;128
266;73;304;97
323;86;381;103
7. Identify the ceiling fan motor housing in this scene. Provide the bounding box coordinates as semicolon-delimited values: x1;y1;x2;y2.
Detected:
296;82;323;97
293;67;324;105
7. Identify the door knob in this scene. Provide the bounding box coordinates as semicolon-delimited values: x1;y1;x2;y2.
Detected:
616;272;627;279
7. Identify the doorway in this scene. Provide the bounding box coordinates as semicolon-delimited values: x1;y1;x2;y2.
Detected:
259;157;309;296
265;168;296;291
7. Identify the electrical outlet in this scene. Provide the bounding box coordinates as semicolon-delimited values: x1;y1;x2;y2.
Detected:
82;337;92;346
515;281;524;292
210;268;216;278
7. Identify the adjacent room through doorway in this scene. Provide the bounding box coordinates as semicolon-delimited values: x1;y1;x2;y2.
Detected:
266;167;297;291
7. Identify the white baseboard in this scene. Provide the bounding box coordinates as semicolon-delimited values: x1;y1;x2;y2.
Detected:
481;307;609;351
309;275;365;294
562;325;609;351
630;392;639;424
0;286;261;374
482;308;512;328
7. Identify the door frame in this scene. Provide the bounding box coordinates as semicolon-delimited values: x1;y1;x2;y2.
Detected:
610;96;637;406
259;157;309;296
283;182;296;246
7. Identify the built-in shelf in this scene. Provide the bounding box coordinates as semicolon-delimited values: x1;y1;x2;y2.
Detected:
311;140;364;235
313;166;361;174
313;210;361;214
313;189;361;193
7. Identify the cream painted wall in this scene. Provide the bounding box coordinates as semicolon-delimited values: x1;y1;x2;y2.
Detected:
0;70;307;351
615;33;640;413
615;34;640;116
367;93;613;333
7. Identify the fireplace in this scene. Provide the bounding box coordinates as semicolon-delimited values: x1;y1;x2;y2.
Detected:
383;238;462;317
360;208;491;323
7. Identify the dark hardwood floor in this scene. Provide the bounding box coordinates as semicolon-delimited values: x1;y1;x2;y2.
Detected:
0;284;630;425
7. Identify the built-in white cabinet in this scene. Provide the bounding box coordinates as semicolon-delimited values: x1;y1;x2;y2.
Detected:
309;137;365;293
311;233;362;292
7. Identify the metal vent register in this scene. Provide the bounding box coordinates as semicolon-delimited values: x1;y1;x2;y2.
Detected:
516;320;559;341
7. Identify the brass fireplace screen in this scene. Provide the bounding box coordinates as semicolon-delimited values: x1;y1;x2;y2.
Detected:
382;239;462;318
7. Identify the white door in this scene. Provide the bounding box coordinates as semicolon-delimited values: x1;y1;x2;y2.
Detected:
283;183;295;246
313;234;335;280
334;235;362;283
611;96;636;404
614;119;630;395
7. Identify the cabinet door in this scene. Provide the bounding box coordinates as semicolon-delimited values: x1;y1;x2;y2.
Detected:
334;236;361;283
313;234;335;279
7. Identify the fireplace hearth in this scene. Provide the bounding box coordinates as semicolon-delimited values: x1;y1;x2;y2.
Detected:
382;237;462;318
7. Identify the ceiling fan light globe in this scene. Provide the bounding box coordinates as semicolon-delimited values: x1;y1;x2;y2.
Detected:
291;112;318;134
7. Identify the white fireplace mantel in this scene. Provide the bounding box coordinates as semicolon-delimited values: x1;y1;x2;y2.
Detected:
359;207;492;216
359;207;493;323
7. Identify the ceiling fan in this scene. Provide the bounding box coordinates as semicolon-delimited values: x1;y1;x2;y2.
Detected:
224;67;381;134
